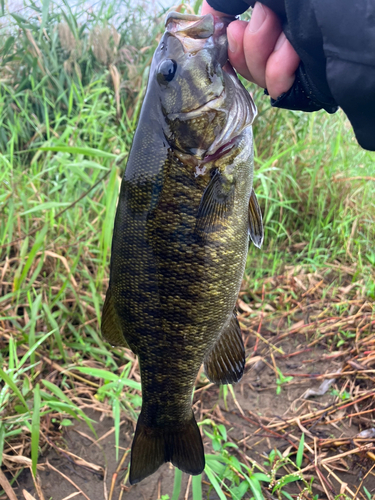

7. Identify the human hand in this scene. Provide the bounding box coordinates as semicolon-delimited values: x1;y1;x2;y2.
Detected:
201;1;300;100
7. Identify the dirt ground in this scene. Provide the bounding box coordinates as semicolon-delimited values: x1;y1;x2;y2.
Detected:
6;269;375;500
16;337;375;500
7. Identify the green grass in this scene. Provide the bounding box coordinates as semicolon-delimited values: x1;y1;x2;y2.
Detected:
0;1;374;499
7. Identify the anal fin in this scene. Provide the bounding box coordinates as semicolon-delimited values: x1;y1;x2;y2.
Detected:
101;287;129;348
204;311;245;385
248;188;264;248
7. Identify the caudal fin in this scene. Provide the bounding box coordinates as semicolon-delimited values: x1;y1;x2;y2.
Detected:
129;412;205;485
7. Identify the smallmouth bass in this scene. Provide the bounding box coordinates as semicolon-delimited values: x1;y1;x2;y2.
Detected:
102;11;263;484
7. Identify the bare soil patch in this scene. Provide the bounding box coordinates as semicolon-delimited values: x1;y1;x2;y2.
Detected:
3;266;375;499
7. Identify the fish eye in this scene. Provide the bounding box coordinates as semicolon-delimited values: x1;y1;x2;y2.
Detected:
157;59;177;84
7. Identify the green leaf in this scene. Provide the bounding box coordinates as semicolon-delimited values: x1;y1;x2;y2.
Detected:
21;202;70;216
192;474;202;500
252;473;270;483
231;481;249;500
272;473;301;492
41;0;51;33
60;419;73;426
39;146;117;159
31;384;41;477
171;467;182;500
0;368;29;413
42;304;65;361
41;380;73;405
46;401;96;437
75;367;120;381
194;0;203;15
16;225;48;290
281;491;294;500
1;36;15;58
247;476;264;500
296;433;305;468
223;442;238;450
75;367;141;392
363;486;372;500
205;455;227;475
113;398;120;461
217;424;227;442
204;466;226;500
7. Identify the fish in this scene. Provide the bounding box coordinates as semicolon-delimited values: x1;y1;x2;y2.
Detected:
101;11;263;485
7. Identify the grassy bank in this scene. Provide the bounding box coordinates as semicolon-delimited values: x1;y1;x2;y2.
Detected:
1;1;374;499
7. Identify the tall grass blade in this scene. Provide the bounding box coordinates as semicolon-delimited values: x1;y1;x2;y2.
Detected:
21;203;70;216
39;146;117;158
113;398;120;461
296;433;305;468
192;474;202;500
40;0;51;35
0;423;5;467
171;467;182;500
204;466;226;500
31;383;41;477
247;476;264;500
15;225;48;290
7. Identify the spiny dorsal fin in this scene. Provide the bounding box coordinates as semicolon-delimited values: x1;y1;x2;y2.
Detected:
101;287;129;348
204;311;245;385
248;188;264;248
195;169;235;234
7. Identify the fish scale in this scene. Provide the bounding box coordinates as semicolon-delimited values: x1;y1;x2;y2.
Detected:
101;11;264;484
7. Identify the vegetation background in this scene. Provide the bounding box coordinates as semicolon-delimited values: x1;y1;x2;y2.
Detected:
0;0;374;499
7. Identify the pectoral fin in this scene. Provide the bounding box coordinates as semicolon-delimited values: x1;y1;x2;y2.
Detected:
195;169;235;234
204;311;245;385
248;189;264;248
101;287;129;348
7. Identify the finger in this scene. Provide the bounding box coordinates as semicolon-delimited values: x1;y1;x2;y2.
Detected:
265;33;301;99
227;20;254;81
242;2;282;89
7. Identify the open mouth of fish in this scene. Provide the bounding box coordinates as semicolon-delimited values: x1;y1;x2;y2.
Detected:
165;11;232;60
164;12;255;163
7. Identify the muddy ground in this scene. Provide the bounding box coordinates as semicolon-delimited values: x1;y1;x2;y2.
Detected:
16;336;375;500
5;269;375;500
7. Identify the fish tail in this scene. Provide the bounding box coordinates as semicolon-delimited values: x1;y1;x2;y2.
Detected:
129;412;205;484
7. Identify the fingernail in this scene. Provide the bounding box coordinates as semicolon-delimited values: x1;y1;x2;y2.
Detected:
274;32;286;51
249;2;266;33
227;30;238;53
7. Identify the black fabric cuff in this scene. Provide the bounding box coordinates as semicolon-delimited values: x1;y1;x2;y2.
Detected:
205;0;252;15
267;63;338;114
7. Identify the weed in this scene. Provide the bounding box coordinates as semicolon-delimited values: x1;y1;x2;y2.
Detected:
275;368;294;395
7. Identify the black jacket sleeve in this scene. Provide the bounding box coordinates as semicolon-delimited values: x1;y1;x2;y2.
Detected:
206;0;375;151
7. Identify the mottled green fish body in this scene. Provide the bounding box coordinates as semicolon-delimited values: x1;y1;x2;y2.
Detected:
102;11;263;484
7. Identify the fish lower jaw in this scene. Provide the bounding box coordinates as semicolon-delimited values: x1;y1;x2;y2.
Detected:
174;135;241;174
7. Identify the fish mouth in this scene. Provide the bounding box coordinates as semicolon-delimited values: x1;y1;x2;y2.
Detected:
165;11;231;67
